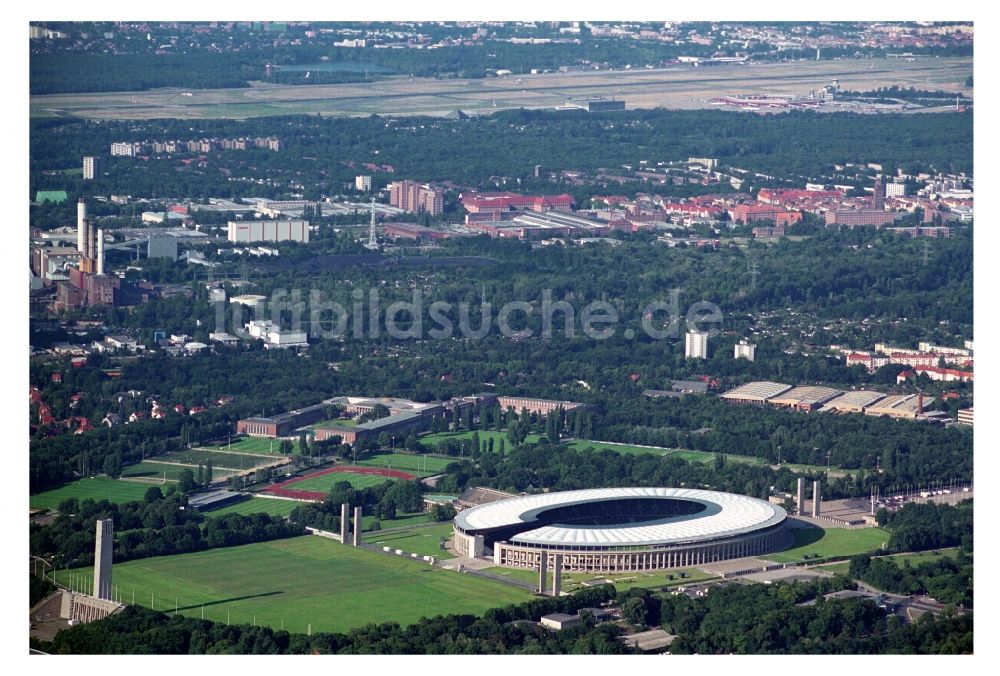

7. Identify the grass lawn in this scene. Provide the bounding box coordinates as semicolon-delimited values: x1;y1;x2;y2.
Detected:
30;477;153;510
363;523;456;559
565;441;854;476
159;449;277;470
486;566;716;592
53;535;529;634
565;441;762;466
362;512;431;530
886;548;961;567
765;525;890;564
203;438;290;455
814;547;960;576
200;497;303;518
419;430;541;450
288;471;398;492
309;418;358;429
121;461;237;482
356;453;454;476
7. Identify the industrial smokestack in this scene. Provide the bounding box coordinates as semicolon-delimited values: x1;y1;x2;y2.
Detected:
84;219;94;260
77;199;87;253
97;229;105;275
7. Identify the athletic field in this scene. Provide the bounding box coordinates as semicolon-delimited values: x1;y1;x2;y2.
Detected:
357;452;454;477
120;461;239;482
30;477;153;510
764;525;890;563
52;535;529;634
199;497;303;518
261;466;415;501
158;449;280;470
203;438;290;455
419;430;542;451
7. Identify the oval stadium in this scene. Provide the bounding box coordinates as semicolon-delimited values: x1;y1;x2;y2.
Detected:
452;487;787;572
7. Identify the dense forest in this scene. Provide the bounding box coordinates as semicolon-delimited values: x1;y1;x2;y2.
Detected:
29;227;974;494
658;580;972;654
849;553;973;608
30;108;973;201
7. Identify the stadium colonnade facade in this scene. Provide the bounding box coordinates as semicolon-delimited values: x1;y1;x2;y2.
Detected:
453;487;787;573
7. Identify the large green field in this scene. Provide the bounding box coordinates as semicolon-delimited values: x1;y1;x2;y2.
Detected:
158;449;279;470
418;430;541;450
199;497;303;518
815;547;960;576
486;566;717;592
765;525;890;564
363;523;456;559
120;461;239;482
565;440;764;466
356;453;454;476
30;477;154;510
288;471;398;492
202;438;290;455
52;536;528;634
362;512;431;530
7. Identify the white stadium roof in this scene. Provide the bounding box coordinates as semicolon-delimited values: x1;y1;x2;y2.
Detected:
454;487;785;548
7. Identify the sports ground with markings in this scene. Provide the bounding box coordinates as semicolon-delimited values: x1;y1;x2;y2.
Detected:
260;465;415;501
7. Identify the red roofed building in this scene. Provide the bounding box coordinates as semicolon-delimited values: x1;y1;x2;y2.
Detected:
461;191;575;223
662;202;723;219
913;365;974;383
757;188;843;205
729;203;802;226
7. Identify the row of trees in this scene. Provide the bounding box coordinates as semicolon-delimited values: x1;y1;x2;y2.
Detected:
35;585;623;654
289;478;429;530
29;490;303;568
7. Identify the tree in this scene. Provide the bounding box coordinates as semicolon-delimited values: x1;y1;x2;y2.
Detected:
299;433;308;455
143;486;164;504
205;460;214;485
178;469;197;494
102;453;122;479
620;596;648;627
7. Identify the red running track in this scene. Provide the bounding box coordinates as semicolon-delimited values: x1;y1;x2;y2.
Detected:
261;465;416;502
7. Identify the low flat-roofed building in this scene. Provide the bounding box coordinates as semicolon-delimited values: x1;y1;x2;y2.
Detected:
188;490;245;511
209;332;240;345
315;410;436;447
864;393;934;420
495;395;589;415
957;408;973;426
820;390;887;413
720;381;792;404
618;628;677;652
540;613;581;631
768;386;843;411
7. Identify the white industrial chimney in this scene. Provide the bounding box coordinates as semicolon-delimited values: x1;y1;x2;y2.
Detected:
97;229;105;274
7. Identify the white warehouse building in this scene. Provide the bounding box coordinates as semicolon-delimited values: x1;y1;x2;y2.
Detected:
228;220;310;244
